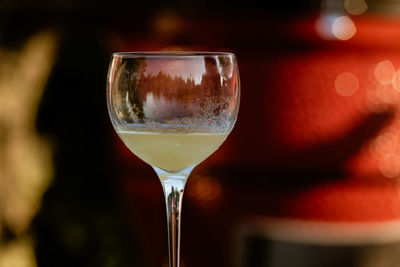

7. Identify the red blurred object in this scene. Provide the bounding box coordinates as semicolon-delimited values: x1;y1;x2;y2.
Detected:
110;13;400;267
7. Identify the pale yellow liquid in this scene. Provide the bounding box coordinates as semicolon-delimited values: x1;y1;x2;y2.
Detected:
118;131;228;172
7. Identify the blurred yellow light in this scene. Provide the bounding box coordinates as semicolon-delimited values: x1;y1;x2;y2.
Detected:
332;16;357;40
374;60;395;85
335;72;359;96
0;239;37;267
0;31;56;235
344;0;368;15
0;30;57;267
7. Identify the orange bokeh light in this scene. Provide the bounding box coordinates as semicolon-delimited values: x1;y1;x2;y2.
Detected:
335;72;359;96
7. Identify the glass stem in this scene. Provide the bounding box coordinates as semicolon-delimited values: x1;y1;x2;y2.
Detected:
154;166;194;267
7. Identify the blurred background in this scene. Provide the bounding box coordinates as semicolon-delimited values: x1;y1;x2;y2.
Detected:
2;0;400;266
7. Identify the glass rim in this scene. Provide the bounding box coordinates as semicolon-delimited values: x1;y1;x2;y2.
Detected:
111;51;235;57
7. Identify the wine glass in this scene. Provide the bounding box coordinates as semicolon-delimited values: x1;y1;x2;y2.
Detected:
106;51;240;267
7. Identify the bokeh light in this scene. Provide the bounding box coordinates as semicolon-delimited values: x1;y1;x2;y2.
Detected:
332;16;357;40
335;72;359;96
369;127;400;178
366;85;388;113
316;14;357;41
379;156;400;178
315;14;337;40
393;69;400;90
375;83;398;104
374;60;396;85
365;60;400;113
344;0;368;15
372;131;398;159
188;176;222;206
152;10;185;37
